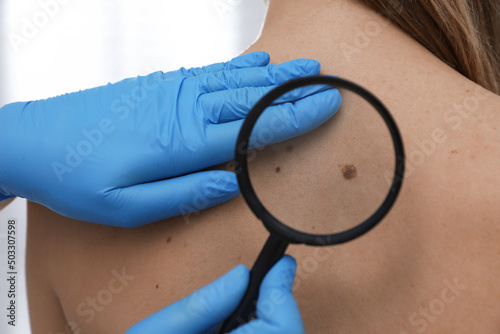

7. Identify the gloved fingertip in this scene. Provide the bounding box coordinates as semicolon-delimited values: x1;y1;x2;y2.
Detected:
223;264;250;290
247;51;271;62
219;265;250;302
281;255;297;270
260;255;298;294
254;255;302;329
309;87;342;121
290;58;321;76
326;87;342;110
278;255;297;291
315;76;343;112
203;171;240;201
231;51;271;67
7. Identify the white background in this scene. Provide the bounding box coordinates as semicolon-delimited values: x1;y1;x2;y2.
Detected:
0;1;267;332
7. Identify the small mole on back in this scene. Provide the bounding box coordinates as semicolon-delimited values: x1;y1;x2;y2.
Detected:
286;145;294;153
155;284;159;289
166;237;172;244
342;164;357;179
275;166;281;173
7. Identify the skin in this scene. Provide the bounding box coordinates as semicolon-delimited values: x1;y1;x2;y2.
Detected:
0;197;14;211
26;0;500;333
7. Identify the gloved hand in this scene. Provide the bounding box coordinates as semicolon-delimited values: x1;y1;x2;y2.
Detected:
126;255;304;334
0;51;341;227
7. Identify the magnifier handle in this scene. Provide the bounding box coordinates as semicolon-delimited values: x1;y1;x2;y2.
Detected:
218;234;289;333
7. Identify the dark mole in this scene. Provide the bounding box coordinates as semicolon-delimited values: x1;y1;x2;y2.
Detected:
275;166;281;173
451;150;458;154
155;284;159;289
286;145;294;153
342;164;357;179
166;237;172;243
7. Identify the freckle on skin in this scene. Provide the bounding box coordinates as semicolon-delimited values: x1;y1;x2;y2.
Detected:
166;237;172;243
156;284;159;289
342;164;357;179
275;166;281;173
451;150;458;154
286;145;294;153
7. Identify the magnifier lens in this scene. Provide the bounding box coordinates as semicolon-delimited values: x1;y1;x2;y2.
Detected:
219;77;403;333
247;85;396;235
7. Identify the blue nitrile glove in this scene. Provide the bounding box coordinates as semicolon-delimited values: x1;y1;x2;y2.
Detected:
0;194;12;202
0;51;341;227
126;255;304;334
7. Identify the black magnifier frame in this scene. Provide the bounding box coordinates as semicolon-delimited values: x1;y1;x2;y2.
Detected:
218;75;405;333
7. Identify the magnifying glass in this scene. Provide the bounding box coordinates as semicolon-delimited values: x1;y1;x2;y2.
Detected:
218;75;405;333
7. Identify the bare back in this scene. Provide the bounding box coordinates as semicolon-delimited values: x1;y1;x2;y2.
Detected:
27;1;500;333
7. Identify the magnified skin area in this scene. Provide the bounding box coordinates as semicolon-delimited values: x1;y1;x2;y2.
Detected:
26;1;500;333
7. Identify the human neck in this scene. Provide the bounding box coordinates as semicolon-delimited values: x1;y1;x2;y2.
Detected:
243;0;499;158
250;0;459;89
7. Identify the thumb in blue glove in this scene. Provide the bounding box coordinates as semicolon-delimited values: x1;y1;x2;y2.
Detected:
228;255;305;334
125;255;304;334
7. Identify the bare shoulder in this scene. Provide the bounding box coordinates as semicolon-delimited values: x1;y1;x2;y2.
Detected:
26;202;76;333
242;2;500;330
25;4;500;331
0;197;15;211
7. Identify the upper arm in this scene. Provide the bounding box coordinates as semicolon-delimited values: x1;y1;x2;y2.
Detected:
26;202;72;334
0;197;15;211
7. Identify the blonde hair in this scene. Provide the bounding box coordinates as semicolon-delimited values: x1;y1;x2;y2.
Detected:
362;0;500;94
